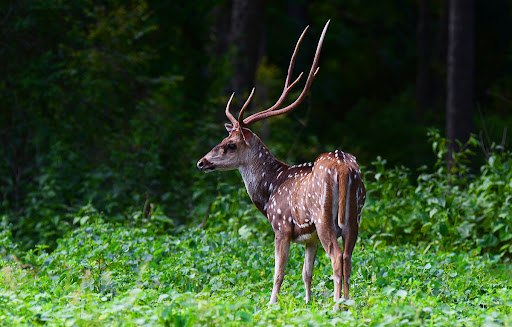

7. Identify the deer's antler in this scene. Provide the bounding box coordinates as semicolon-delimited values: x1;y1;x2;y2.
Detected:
225;20;330;129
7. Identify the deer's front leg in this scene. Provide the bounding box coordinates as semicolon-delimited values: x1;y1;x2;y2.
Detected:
303;242;318;303
269;235;291;304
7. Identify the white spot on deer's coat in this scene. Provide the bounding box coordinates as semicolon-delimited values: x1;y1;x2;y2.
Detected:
259;152;262;158
277;208;281;214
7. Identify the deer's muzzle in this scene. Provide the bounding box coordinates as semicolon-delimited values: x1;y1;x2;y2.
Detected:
197;158;215;172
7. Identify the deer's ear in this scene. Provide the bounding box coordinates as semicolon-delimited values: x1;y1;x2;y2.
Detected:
241;128;252;140
241;127;252;145
225;123;234;133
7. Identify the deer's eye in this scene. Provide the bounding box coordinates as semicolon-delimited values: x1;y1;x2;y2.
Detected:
227;143;237;150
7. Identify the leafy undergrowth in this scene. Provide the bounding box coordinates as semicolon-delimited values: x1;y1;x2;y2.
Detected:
362;131;512;256
1;223;511;326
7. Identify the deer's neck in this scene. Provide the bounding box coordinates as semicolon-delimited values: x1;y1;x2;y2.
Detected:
238;143;288;216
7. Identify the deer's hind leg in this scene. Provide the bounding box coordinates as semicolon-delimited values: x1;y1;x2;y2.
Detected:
316;225;343;307
314;204;344;308
309;174;345;308
339;171;359;300
341;224;358;300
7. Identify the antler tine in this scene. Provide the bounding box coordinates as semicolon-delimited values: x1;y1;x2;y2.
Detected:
237;87;255;127
285;25;309;86
243;20;330;126
225;92;238;126
241;25;309;125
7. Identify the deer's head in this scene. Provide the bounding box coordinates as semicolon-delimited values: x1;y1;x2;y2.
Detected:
197;123;255;172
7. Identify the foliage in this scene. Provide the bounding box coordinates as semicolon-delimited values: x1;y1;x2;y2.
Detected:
1;1;511;323
362;129;512;255
0;0;224;249
1;221;511;326
1;127;511;324
1;0;511;251
0;0;512;326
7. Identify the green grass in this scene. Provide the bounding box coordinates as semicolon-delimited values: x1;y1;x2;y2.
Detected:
1;223;511;326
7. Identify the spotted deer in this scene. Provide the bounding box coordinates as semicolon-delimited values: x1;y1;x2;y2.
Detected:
197;20;366;309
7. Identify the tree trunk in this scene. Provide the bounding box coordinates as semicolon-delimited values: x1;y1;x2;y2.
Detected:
416;0;431;122
229;0;265;93
432;0;449;112
445;0;474;163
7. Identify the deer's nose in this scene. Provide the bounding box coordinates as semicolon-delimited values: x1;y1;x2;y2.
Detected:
197;158;215;171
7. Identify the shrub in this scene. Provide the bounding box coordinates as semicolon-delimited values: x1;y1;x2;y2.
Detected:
362;129;512;255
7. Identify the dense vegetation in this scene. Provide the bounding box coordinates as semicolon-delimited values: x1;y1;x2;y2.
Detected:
2;0;511;249
1;134;511;325
1;0;511;325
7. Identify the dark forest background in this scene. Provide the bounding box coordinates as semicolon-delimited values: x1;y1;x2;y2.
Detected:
1;0;511;249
